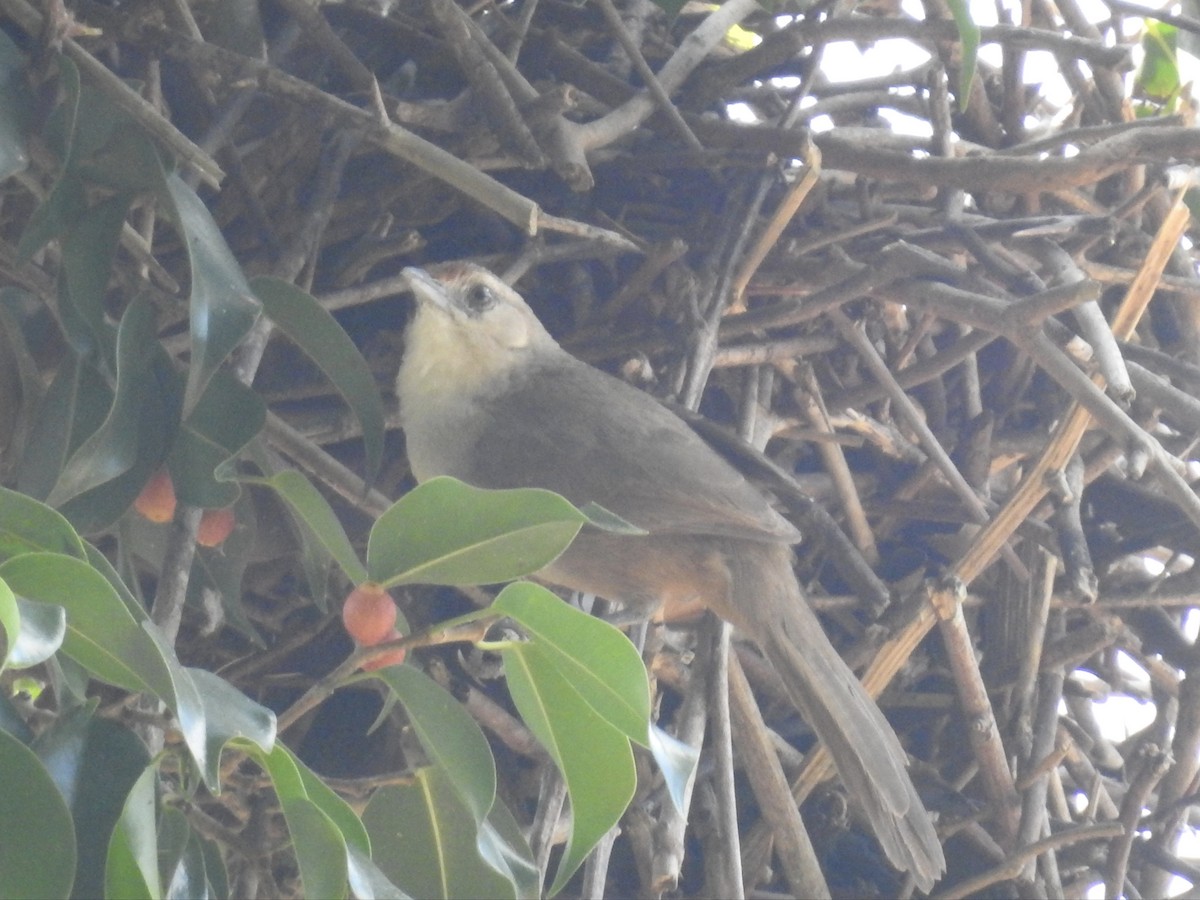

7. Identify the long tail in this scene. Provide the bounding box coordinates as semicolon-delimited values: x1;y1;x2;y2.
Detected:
725;542;946;892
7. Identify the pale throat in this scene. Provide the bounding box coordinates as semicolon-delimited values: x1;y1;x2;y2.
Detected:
397;308;523;411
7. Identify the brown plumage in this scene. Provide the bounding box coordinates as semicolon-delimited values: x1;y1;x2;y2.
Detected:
396;262;945;891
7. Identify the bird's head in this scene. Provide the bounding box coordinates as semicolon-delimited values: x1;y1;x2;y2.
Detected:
397;263;559;405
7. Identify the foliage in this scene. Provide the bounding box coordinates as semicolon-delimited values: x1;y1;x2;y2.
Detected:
0;35;688;898
0;0;1197;897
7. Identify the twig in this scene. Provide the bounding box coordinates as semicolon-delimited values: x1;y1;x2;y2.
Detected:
0;0;224;185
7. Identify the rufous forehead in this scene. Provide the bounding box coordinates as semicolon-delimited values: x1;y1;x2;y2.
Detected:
425;261;490;284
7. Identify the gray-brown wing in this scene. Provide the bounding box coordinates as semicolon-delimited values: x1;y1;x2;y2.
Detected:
464;357;800;543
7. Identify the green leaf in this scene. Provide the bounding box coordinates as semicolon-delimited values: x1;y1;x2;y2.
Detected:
170;370;265;509
53;340;179;535
74;104;167;194
374;664;496;825
167;827;221;900
1136;20;1180;103
84;540;152;621
197;830;230;900
0;550;211;780
477;800;540;899
0;553;175;699
155;806;191;899
105;763;161;900
252;276;386;487
500;630;636;894
159;175;261;416
492;583;651;745
0;575;17;670
16;355;108;503
367;477;586;587
241;742;364;850
362;769;518;900
0;484;88;561
186;668;276;789
252;468;365;584
0;727;76;900
48;295;160;507
944;0;980;111
284;798;350;900
287;742;369;856
239;444;335;610
32;709;150;899
17;58;84;258
59;193;130;361
9;596;65;668
241;742;370;900
346;845;411;900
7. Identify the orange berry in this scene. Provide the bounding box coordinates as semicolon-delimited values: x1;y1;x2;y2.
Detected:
197;506;236;547
342;583;398;646
134;469;177;523
361;628;407;671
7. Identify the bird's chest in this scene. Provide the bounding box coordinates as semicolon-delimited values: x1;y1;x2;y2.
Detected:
400;400;488;484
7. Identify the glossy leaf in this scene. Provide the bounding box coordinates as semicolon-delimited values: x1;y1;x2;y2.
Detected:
160;175;261;415
16;58;84;258
9;596;65;668
15;355;109;503
492;582;651;745
105;763;161;900
252;276;386;486
242;742;372;900
253;468;365;584
59;193;129;361
32;709;150;899
155;806;191;900
164;825;218;900
242;742;364;848
477;799;540;899
171;370;265;509
362;769;518;900
0;574;16;670
285;798;350;900
499;625;636;894
0;553;175;699
374;664;496;825
48;295;159;507
0;727;76;899
84;540;152;621
186;667;276;789
287;740;369;855
1;549;213;779
367;477;585;587
0;484;88;561
346;845;411;900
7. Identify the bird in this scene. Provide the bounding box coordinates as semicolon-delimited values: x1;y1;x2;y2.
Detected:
395;261;946;891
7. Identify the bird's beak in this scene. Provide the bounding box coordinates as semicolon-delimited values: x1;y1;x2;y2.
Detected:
402;267;452;314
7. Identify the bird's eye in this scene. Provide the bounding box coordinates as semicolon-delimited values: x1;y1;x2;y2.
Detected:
465;283;496;313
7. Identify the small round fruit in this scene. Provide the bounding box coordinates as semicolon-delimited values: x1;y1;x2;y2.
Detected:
342;583;398;646
361;629;407;671
197;506;236;547
134;469;176;523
